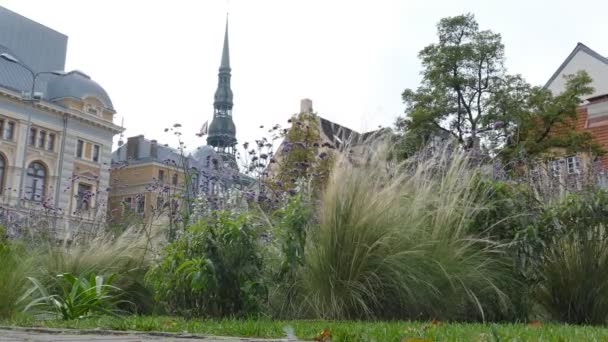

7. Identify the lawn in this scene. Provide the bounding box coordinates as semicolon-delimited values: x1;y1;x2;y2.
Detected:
4;316;608;341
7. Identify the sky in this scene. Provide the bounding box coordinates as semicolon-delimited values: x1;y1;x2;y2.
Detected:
2;0;608;153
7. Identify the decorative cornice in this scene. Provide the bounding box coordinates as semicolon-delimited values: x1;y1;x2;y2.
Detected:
0;87;123;134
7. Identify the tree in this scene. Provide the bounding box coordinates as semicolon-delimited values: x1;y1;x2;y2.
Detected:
397;14;603;161
399;14;506;154
495;71;604;159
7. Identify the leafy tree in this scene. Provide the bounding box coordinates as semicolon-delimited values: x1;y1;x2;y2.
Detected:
398;13;506;155
495;71;604;159
397;14;602;160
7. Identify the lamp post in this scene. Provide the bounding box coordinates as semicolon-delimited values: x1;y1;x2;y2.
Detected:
0;53;67;206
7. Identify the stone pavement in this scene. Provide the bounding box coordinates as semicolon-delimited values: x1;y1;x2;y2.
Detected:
0;327;295;342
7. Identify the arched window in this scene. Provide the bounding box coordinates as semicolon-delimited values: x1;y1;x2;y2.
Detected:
25;162;46;202
0;155;5;194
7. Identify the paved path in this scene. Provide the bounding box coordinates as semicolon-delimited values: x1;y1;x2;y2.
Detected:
0;327;294;342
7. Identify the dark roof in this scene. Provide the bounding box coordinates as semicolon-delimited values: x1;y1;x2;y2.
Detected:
0;44;114;111
46;70;114;110
220;17;230;71
320;117;358;147
0;7;114;111
209;17;236;148
0;44;54;94
320;117;388;147
544;43;608;89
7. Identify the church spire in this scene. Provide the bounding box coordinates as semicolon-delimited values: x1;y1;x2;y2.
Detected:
220;16;230;71
212;14;234;115
207;15;238;169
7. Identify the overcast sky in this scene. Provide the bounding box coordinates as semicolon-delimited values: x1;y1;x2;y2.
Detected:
2;0;608;152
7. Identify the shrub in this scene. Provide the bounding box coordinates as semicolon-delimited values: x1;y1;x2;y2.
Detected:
293;143;515;320
146;211;267;317
41;225;159;314
21;272;127;320
0;239;37;319
535;190;608;324
267;192;314;317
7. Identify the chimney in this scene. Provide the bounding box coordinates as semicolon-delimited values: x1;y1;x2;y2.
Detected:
300;98;313;113
150;139;158;159
126;135;143;160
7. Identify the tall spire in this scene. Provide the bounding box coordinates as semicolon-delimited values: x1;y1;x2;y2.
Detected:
207;14;238;169
220;15;230;71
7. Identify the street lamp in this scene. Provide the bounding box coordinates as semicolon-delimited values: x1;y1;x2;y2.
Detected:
0;52;67;205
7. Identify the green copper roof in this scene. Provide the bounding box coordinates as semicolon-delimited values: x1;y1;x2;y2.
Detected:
208;16;237;148
220;18;230;71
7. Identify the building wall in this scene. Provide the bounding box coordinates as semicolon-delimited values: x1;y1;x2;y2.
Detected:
0;91;119;235
547;50;608;99
107;163;186;222
571;103;608;168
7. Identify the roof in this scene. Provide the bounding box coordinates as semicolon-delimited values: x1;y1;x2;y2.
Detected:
46;70;114;110
319;117;387;148
0;44;115;111
0;6;67;72
0;6;115;112
544;43;608;89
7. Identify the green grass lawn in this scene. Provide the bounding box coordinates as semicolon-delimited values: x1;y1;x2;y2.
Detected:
4;316;608;341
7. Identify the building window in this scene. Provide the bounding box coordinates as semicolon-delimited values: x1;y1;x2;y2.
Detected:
0;120;3;139
76;183;93;210
123;197;132;209
567;156;580;174
48;133;55;151
6;122;14;140
76;140;84;158
156;196;164;209
38;131;46;149
86;105;99;116
158;170;165;182
549;159;561;178
136;195;145;214
0;154;5;194
29;128;37;146
172;173;178;186
25;161;46;202
93;144;100;162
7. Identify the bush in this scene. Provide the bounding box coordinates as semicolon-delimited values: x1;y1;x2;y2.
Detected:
535;189;608;324
146;211;267;317
0;239;37;319
292;143;515;321
21;272;127;320
41;225;159;314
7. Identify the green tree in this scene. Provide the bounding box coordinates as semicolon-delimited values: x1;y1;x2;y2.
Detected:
397;14;603;161
495;71;603;159
398;13;506;155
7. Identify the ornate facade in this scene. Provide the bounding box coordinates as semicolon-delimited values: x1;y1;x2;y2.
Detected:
0;6;121;238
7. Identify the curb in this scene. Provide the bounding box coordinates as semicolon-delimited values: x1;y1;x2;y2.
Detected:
0;326;297;341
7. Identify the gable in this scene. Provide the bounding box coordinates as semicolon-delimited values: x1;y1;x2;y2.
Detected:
545;43;608;99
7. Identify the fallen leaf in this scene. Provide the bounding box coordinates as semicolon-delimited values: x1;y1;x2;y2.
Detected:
313;328;331;342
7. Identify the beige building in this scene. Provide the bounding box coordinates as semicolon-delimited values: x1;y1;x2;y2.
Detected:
107;135;194;223
0;7;121;237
